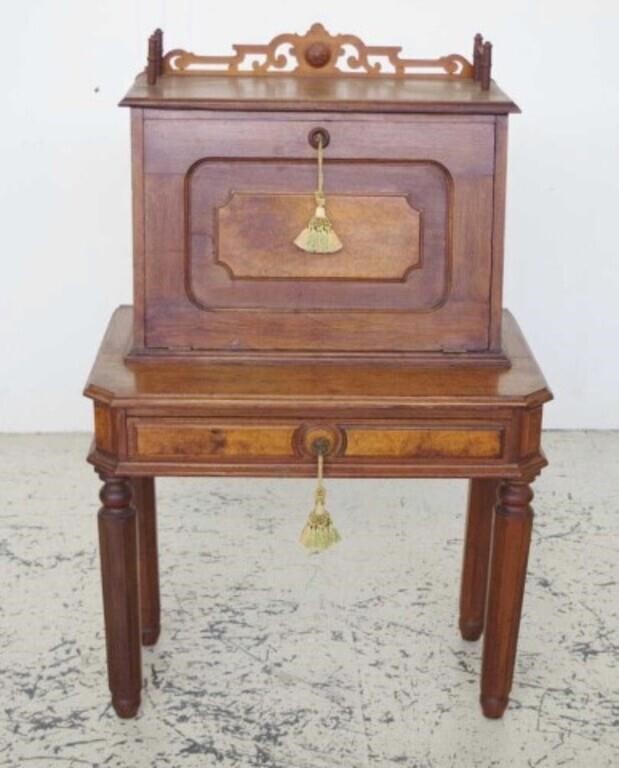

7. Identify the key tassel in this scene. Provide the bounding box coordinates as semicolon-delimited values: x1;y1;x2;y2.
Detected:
300;451;341;552
294;136;343;254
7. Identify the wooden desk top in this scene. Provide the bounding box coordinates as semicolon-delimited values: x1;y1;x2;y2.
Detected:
121;72;518;115
121;26;518;115
85;307;551;412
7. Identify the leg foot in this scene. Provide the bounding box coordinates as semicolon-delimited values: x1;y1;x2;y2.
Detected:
460;620;484;642
480;480;534;719
141;626;160;646
112;695;141;719
459;479;498;641
132;477;161;646
480;695;508;719
98;475;142;718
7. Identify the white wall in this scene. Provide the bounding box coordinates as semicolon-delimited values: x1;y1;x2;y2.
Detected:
2;1;618;431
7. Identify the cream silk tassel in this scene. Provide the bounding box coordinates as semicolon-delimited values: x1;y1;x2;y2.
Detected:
299;452;341;551
294;136;343;254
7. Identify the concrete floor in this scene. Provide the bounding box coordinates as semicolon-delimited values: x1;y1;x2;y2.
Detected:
0;432;617;767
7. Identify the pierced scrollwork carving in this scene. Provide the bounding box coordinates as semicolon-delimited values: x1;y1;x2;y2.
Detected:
156;23;477;81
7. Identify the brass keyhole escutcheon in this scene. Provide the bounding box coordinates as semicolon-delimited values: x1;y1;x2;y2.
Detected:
294;424;346;459
311;437;331;457
308;127;331;150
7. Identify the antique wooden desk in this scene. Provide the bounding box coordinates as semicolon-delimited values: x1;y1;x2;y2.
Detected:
86;307;551;719
85;26;552;719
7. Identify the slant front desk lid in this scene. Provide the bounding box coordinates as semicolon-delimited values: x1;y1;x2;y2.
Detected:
120;24;519;114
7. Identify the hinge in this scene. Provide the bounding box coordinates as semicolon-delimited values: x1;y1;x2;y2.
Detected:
441;344;470;354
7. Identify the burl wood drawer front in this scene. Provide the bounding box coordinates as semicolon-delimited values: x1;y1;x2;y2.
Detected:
128;422;296;460
345;428;503;459
127;420;504;463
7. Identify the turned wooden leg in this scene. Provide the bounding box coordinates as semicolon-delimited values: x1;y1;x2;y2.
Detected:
132;477;161;646
459;479;498;641
481;480;534;718
98;475;142;718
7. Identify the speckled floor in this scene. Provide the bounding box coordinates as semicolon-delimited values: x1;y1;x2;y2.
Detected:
0;432;617;767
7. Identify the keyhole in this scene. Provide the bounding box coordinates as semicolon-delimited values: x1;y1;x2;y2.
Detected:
308;127;331;149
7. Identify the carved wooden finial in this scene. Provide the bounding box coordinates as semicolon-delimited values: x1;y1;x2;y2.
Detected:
473;33;484;81
147;28;164;85
154;29;164;76
480;41;492;90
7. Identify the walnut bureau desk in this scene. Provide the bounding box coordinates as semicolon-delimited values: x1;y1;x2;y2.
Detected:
84;25;552;720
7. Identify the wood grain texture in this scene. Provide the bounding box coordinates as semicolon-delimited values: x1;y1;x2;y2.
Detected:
86;306;551;408
216;193;421;280
345;428;503;459
97;476;141;718
86;305;550;720
481;481;534;718
129;421;297;460
132;477;160;646
520;406;543;457
143;114;494;175
131;111;499;361
94;403;114;453
128;421;504;462
87;29;539;720
459;479;498;640
121;77;518;116
183;156;448;311
159;23;475;81
127;25;514;113
131;109;146;349
489;116;508;351
85;307;551;483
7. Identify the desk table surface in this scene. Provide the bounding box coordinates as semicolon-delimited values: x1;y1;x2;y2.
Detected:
85;306;551;411
85;306;551;481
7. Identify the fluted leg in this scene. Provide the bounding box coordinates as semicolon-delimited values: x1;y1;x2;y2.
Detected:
459;479;498;641
481;480;534;718
98;476;142;718
132;477;161;646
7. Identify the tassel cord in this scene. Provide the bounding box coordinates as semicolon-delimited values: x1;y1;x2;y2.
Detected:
316;450;324;492
299;447;341;551
317;136;324;200
293;132;342;253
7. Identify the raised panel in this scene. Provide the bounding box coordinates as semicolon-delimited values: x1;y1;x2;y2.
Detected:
185;159;448;311
216;193;421;281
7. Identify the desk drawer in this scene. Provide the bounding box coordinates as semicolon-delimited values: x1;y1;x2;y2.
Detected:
127;419;504;463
